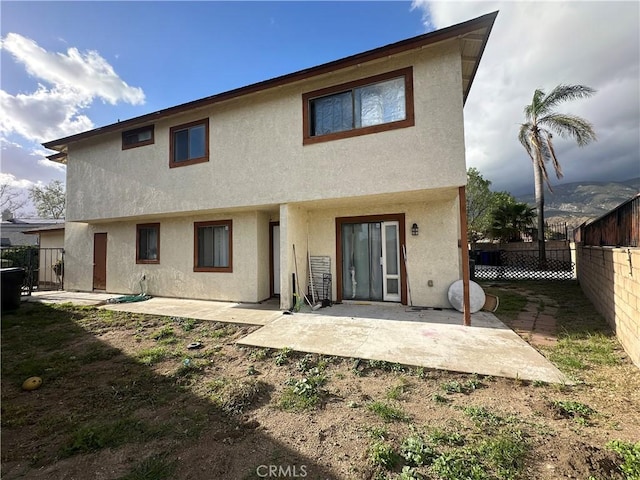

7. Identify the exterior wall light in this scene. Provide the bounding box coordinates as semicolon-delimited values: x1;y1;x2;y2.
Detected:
412;223;419;236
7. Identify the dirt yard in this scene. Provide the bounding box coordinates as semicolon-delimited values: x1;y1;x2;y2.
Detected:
1;281;639;479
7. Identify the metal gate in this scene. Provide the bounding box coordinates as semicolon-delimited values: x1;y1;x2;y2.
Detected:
0;246;64;295
473;249;574;281
38;248;65;292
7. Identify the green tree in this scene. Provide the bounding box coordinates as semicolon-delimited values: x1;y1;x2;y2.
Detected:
490;202;536;243
466;168;516;242
29;180;65;219
519;84;596;263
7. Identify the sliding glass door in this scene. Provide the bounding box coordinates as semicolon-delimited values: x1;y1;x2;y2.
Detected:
341;221;400;302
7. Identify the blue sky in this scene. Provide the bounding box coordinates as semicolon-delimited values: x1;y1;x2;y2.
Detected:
1;1;639;216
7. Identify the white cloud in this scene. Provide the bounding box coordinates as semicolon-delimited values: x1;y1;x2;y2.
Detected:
412;1;640;193
1;33;144;105
0;33;145;143
0;137;22;149
30;147;67;172
0;138;66;193
0;172;39;190
37;158;66;173
0;86;94;143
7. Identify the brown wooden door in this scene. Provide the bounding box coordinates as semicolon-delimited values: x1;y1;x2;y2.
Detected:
93;233;107;290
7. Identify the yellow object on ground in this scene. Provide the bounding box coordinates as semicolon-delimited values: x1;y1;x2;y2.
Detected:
22;377;42;391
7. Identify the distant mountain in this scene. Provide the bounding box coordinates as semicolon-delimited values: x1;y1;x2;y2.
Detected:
516;178;640;227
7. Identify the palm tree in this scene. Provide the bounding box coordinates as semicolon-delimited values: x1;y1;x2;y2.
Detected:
490;202;536;243
519;84;596;265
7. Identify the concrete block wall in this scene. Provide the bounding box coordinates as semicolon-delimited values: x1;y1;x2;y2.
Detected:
576;245;640;368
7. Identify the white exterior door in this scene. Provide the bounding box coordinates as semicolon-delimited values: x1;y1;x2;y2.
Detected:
272;225;280;295
381;221;401;302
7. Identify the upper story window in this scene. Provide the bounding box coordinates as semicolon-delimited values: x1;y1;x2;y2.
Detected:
194;220;232;272
302;67;414;145
136;223;160;264
122;125;154;150
170;118;209;168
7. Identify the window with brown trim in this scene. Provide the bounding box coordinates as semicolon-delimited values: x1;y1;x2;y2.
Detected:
170;118;209;168
136;223;160;264
122;125;154;150
302;67;414;145
194;220;232;272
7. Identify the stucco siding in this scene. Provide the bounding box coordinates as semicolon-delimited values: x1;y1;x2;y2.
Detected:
280;204;309;310
64;212;268;302
303;193;460;308
64;222;94;291
65;41;466;222
64;190;461;307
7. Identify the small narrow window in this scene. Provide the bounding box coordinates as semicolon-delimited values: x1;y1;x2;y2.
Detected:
170;118;209;168
136;223;160;264
122;125;154;150
302;67;414;145
194;220;232;272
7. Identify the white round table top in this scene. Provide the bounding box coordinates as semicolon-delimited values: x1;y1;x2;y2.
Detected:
447;279;486;313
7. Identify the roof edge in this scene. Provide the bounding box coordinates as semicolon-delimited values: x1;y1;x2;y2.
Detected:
42;11;498;152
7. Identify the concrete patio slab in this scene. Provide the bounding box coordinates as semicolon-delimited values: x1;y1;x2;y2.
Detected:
28;291;281;326
27;291;569;383
27;291;115;306
238;304;571;384
100;297;282;325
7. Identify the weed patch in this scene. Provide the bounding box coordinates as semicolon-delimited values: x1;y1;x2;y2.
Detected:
463;406;509;428
274;347;292;366
367;401;410;423
606;440;640;479
369;440;399;469
279;370;326;411
366;425;388;440
136;347;170;366
171;316;197;332
208;378;269;415
117;453;176;480
400;433;438;466
152;326;175;341
432;450;488;480
549;334;620;374
206;323;237;339
386;378;411;401
441;376;483;395
428;428;465;446
479;430;528;479
432;393;450;404
61;418;158;457
248;348;269;361
552;400;596;424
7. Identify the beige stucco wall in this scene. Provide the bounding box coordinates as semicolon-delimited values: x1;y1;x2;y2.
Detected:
280;204;309;310
61;38;469;307
65;40;466;223
577;246;640;368
307;193;460;308
64;211;273;303
64;188;462;309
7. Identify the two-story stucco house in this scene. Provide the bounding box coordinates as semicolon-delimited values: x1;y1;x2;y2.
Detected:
42;12;497;312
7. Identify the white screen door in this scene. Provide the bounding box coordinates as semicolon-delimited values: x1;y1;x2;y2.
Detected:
272;225;280;295
381;221;400;302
